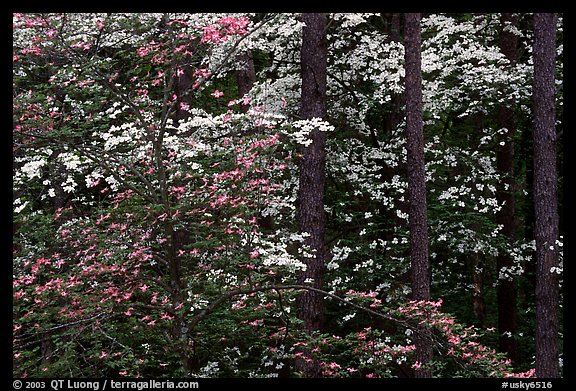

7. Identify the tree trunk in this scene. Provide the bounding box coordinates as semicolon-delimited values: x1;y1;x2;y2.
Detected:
532;13;560;378
520;113;536;308
471;252;487;325
383;13;404;138
235;50;256;112
496;12;520;364
404;12;433;378
295;12;328;378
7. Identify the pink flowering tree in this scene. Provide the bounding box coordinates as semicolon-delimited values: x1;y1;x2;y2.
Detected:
13;12;303;377
266;289;536;378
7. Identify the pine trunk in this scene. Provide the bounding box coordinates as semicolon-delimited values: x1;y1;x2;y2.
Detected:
404;12;433;378
533;12;560;378
235;50;256;112
295;12;328;378
496;12;520;364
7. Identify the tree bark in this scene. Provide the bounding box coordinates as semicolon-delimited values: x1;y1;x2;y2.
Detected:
471;252;487;325
382;13;403;137
404;12;432;378
496;12;520;364
532;12;560;378
235;50;256;112
295;12;328;378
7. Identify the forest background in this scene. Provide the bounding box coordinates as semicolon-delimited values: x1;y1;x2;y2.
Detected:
12;12;564;380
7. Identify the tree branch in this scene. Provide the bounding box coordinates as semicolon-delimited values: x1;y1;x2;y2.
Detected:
187;284;413;332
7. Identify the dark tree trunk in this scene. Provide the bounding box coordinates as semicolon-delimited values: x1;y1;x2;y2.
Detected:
404;12;432;378
235;50;256;112
520;117;536;306
532;13;560;378
381;13;404;138
471;252;487;325
496;12;520;364
295;12;328;378
389;13;401;43
470;111;487;327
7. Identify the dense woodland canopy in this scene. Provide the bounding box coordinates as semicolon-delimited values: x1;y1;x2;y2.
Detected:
12;13;563;379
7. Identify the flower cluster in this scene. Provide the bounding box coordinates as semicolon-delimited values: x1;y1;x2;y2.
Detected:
201;16;250;43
